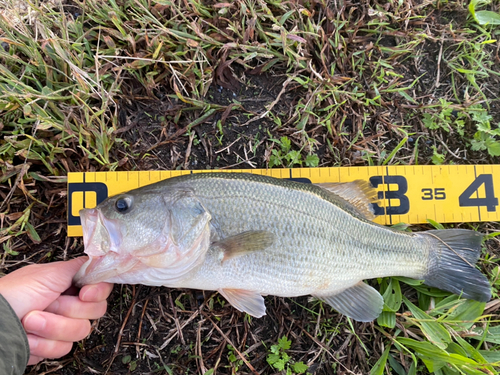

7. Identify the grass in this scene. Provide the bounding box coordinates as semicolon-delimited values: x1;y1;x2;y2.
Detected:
1;0;500;374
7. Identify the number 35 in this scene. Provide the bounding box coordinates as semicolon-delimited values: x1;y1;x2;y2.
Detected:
421;188;446;200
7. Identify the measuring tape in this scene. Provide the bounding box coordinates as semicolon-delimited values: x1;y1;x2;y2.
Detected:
67;165;500;237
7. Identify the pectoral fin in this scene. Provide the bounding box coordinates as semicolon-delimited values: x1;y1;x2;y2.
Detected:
213;230;276;262
314;281;383;322
218;288;266;318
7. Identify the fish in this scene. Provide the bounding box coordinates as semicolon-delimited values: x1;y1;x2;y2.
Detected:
74;172;491;322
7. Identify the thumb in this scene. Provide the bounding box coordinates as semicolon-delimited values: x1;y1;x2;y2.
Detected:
36;257;89;293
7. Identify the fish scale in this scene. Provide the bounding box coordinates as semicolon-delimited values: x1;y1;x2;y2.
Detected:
75;172;491;322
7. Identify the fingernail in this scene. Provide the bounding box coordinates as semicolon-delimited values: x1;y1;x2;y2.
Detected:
80;285;96;302
24;313;46;334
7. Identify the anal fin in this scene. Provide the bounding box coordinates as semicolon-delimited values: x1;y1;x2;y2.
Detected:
314;281;383;322
218;288;266;318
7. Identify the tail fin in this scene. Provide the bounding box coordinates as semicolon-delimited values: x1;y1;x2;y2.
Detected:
422;229;491;302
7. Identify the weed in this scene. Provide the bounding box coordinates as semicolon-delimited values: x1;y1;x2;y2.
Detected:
431;146;446;165
122;355;138;372
226;344;244;373
268;136;319;168
266;336;308;374
421;100;500;159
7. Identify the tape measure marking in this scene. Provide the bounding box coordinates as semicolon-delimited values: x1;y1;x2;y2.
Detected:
67;166;500;237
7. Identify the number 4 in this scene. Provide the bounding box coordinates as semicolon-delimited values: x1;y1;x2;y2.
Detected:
458;174;498;212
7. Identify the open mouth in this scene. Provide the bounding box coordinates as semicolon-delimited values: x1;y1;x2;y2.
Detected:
80;208;123;256
75;208;132;286
80;208;100;254
73;253;141;287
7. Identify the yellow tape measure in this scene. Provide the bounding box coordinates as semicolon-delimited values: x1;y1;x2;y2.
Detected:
67;165;500;237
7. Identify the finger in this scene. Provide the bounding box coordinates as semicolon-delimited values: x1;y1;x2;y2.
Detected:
40;257;89;293
27;355;44;366
45;296;107;320
80;282;114;302
22;311;91;342
27;334;73;361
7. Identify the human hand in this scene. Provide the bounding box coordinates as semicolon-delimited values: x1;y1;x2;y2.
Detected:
0;257;113;365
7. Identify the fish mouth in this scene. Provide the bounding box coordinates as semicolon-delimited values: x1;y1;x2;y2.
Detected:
80;208;100;255
80;208;123;256
73;253;140;287
76;208;129;286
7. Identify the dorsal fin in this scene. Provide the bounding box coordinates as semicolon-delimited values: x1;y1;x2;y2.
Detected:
315;180;378;220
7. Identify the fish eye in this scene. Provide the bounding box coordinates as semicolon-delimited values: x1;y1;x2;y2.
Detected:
115;196;132;213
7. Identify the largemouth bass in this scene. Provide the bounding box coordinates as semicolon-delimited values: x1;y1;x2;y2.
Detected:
74;173;491;321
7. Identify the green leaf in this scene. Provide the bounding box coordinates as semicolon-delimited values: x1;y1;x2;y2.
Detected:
282;352;290;362
291;361;308;374
267;353;280;364
407;360;417;375
394;276;424;286
174;298;185;310
426;218;445;230
475;10;500;25
25;222;41;243
369;344;391;375
390;222;410;231
203;369;214;375
422;113;438;130
476;119;492;133
420;357;446;373
472;325;500;344
164;364;174;375
305;154;319;167
270;345;280;354
286;150;302;166
382;279;402;312
469;0;479;22
387;355;407;375
454;334;494;371
377;311;396;328
485;137;500;156
280;136;291;152
397;338;479;366
478;349;500;363
274;359;285;371
446;342;468;357
442;299;485;330
431;146;445;165
404;297;451;349
278;336;292;350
